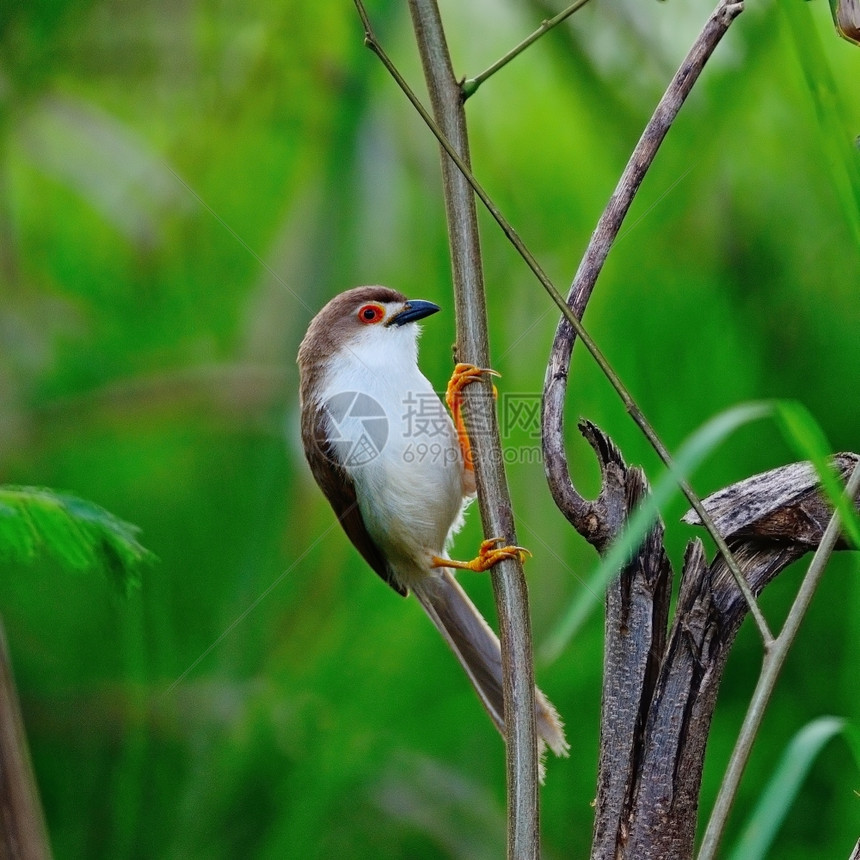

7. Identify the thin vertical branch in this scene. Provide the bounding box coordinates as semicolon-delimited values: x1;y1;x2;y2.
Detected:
0;619;52;860
401;1;541;855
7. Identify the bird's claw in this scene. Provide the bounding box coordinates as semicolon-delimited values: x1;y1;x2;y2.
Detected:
445;363;500;411
446;363;500;471
432;537;531;572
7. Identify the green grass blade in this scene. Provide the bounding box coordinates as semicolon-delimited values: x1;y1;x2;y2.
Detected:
842;723;860;776
726;716;847;860
0;486;156;593
773;399;860;548
539;402;773;663
782;0;860;246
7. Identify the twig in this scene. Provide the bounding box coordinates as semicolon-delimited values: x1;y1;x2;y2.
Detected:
461;0;595;99
356;0;543;853
408;1;542;852
0;619;53;860
697;459;860;860
541;0;771;641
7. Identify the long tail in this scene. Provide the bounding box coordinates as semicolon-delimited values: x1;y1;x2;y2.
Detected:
411;570;568;765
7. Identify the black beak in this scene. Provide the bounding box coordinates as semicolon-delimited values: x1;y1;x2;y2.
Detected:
387;299;441;326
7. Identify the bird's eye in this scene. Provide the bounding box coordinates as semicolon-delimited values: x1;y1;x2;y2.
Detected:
357;304;385;324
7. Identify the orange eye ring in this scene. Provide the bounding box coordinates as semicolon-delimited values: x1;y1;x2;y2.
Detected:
357;304;385;325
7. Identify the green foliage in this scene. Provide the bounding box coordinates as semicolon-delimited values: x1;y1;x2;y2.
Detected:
728;717;850;860
0;486;154;593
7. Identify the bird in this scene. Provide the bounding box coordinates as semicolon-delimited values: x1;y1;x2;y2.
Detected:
297;285;568;763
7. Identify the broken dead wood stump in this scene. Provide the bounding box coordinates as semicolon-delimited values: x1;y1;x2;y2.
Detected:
565;424;858;860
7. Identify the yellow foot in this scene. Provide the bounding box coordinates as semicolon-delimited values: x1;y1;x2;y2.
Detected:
446;363;500;471
445;363;500;411
432;537;531;572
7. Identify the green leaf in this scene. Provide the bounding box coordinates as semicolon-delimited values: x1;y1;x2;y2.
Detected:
0;486;156;594
539;402;773;663
727;717;847;860
782;0;860;246
842;723;860;776
773;400;860;548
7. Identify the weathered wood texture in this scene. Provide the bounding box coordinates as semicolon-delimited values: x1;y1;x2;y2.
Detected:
587;423;674;859
682;453;859;547
573;439;860;859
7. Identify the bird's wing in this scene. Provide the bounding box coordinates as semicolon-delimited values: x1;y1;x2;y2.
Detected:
302;401;407;596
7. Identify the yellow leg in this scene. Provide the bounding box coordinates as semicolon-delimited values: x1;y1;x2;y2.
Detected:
432;538;531;572
446;363;499;471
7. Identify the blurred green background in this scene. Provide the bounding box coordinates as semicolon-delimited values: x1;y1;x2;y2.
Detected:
1;0;858;857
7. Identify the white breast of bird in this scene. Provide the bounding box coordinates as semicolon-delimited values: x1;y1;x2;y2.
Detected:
319;330;468;583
